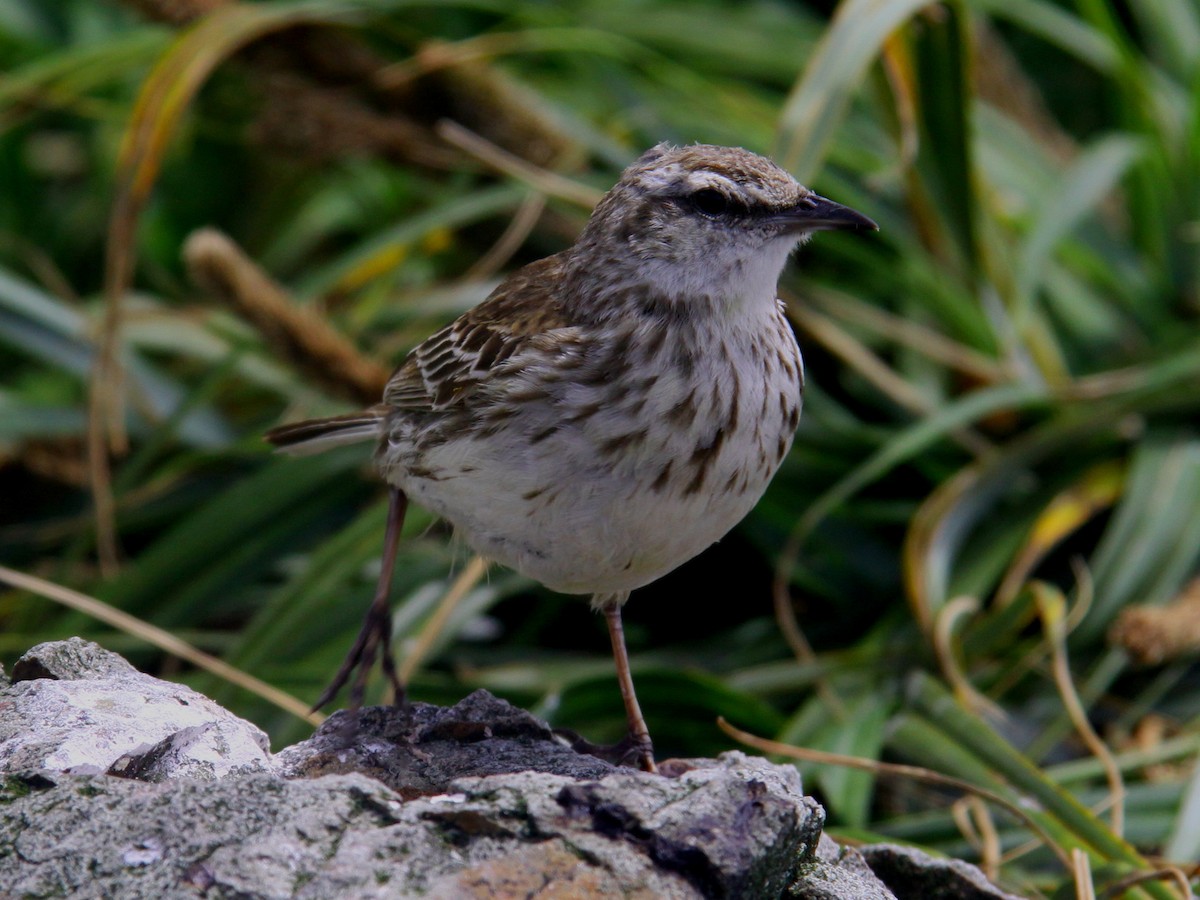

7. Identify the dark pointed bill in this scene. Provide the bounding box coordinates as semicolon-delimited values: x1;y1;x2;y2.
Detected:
773;195;878;233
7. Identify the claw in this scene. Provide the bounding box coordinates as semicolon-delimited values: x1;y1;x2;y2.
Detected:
555;728;657;772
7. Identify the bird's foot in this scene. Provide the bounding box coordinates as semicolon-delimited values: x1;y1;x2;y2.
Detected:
555;728;658;773
311;598;405;713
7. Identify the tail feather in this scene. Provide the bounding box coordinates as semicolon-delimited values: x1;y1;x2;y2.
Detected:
265;408;384;456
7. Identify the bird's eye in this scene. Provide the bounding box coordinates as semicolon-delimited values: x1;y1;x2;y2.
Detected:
690;189;730;218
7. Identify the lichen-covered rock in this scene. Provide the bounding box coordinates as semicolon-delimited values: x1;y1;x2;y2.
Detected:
0;638;271;779
11;636;141;681
0;769;404;899
0;641;1023;899
550;753;821;898
791;835;896;899
0;756;823;898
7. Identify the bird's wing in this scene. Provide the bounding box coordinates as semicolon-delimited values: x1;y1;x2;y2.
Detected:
384;252;578;412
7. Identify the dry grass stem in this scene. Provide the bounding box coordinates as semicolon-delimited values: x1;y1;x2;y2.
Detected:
809;286;1007;384
877;34;920;180
970;795;1002;883
952;796;983;854
17;438;89;487
464;193;547;280
784;296;994;458
0;233;81;304
770;557;846;718
934;595;1005;718
1096;868;1196;900
396;555;489;687
951;796;1001;881
1074;848;1098;900
437;120;603;209
0;564;321;725
414;57;578;170
398;554;492;686
184;228;390;404
375;34;537;89
121;0;572;171
985;566;1095;705
1035;583;1125;838
717;717;1075;873
85;375;122;577
994;468;1121;610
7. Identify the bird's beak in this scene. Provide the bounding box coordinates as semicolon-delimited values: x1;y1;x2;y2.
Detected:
772;194;878;233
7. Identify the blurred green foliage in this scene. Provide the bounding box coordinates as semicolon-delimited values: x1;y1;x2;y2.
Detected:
1;0;1198;895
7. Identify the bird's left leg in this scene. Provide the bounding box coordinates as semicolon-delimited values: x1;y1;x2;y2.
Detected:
311;487;408;712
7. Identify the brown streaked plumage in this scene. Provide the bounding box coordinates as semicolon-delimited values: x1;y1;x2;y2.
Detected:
266;143;877;772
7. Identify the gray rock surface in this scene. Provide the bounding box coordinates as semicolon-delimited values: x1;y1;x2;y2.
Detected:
0;638;271;779
791;835;897;899
860;843;1026;900
0;640;1024;899
276;688;617;794
1;754;819;898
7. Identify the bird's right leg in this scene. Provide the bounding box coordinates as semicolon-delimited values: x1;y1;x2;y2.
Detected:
557;593;658;773
311;487;408;712
603;598;657;773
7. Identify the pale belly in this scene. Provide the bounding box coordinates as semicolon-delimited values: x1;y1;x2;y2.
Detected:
400;424;791;595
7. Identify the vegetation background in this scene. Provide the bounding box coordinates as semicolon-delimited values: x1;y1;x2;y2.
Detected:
1;0;1198;896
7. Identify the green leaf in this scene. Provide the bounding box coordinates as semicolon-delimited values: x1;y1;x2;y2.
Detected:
777;0;936;182
811;693;890;827
1163;759;1200;863
1016;134;1143;316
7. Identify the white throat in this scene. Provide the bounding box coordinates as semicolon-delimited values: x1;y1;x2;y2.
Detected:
639;236;800;314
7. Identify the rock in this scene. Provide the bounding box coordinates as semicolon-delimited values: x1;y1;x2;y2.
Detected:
0;638;271;779
0;753;835;900
11;636;140;681
0;757;823;898
0;769;405;900
791;835;897;899
550;754;823;898
275;689;616;795
859;844;1027;900
0;640;1022;899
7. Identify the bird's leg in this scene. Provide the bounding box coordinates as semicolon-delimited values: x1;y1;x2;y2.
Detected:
603;595;657;774
311;488;409;712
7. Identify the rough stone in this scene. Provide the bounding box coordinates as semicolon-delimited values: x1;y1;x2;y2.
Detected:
0;769;405;899
11;636;140;681
791;835;897;899
0;638;271;778
0;756;824;898
0;641;1024;899
275;689;616;795
860;843;1026;900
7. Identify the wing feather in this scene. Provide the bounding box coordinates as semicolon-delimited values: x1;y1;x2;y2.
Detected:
384;252;577;412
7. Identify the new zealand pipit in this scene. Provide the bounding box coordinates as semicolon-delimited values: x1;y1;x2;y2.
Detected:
267;143;876;772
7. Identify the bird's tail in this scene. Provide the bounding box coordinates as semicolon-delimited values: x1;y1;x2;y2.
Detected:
264;407;385;456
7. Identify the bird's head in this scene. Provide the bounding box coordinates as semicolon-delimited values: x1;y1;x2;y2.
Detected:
573;144;876;313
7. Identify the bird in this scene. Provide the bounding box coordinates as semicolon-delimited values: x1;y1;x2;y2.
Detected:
266;143;877;772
